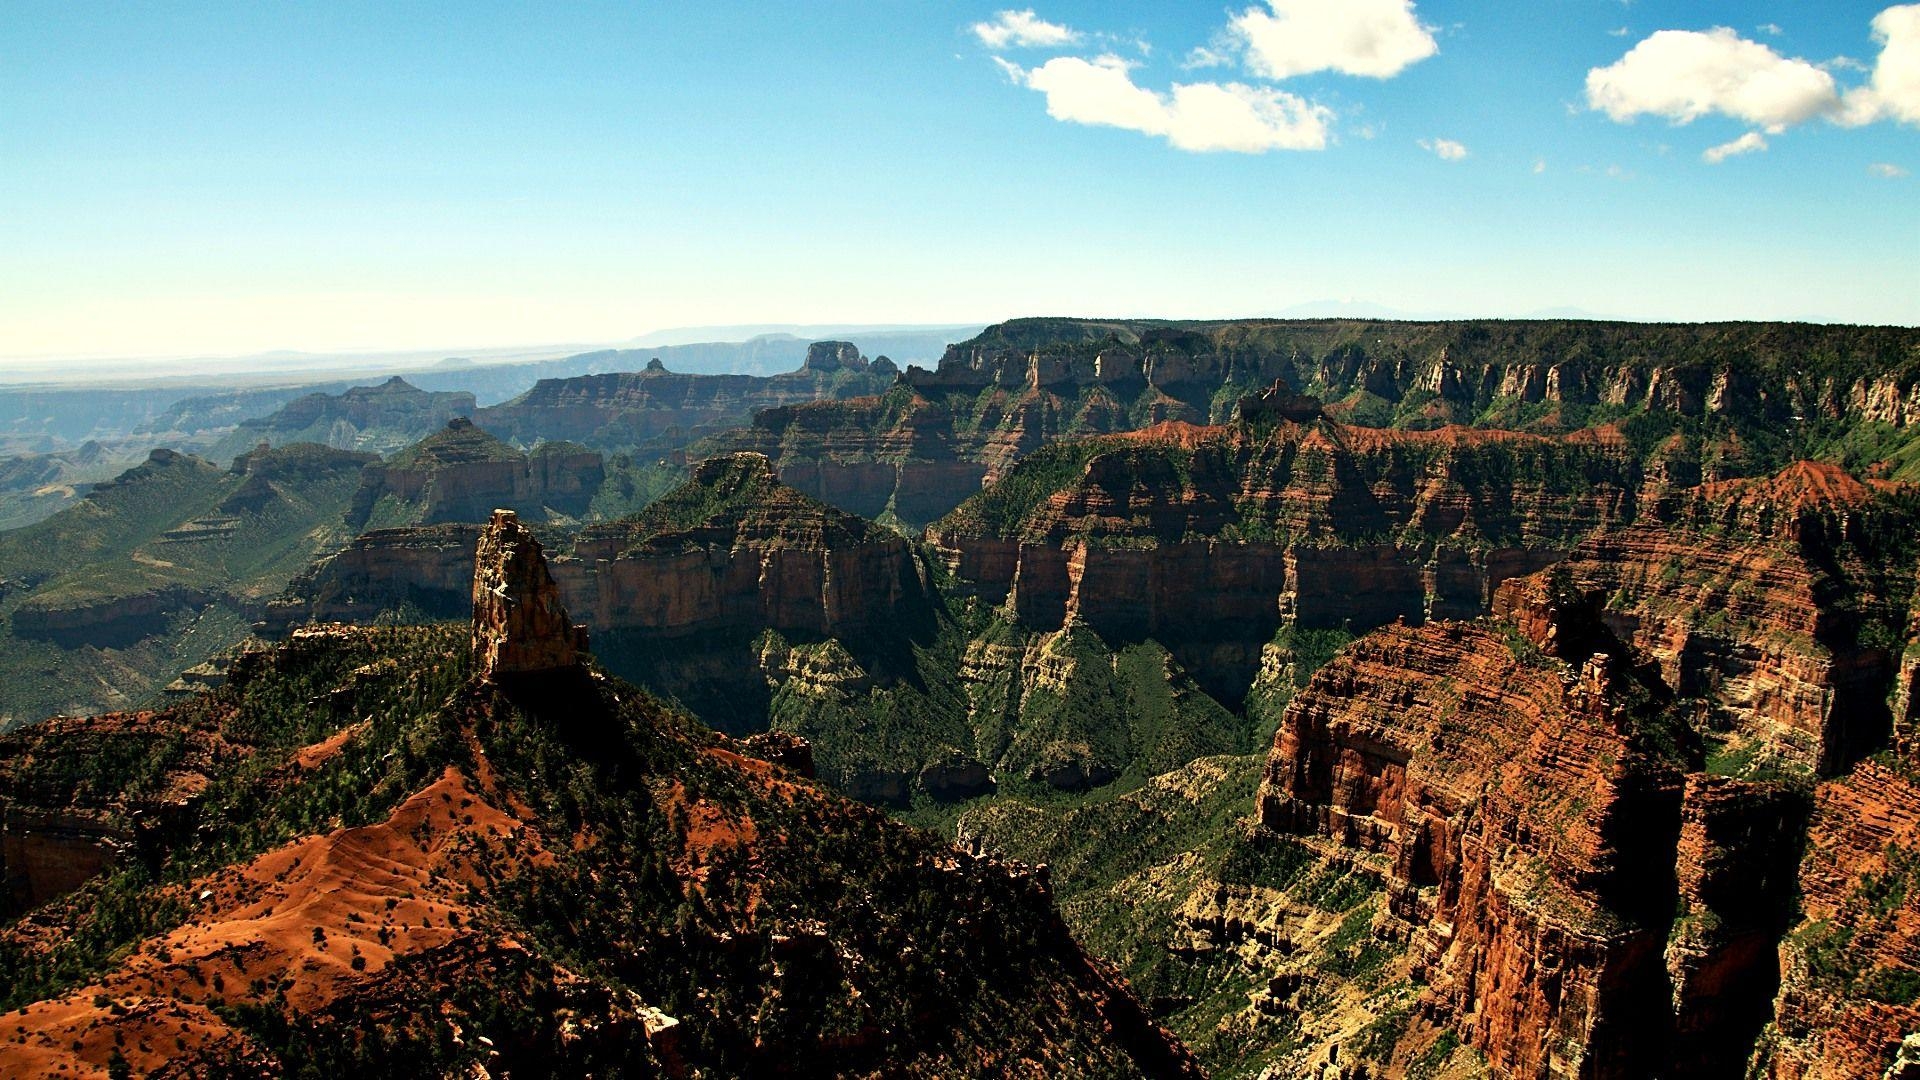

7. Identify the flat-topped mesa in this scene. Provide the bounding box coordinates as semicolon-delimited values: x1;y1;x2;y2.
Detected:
801;340;867;373
471;509;589;679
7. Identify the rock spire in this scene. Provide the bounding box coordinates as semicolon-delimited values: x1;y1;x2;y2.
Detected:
471;508;588;679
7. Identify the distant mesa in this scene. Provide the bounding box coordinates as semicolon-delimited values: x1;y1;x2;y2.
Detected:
469;340;897;453
470;508;589;680
800;340;868;373
351;417;604;527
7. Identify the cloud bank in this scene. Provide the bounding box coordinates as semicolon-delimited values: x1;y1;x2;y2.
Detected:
1005;55;1332;152
1228;0;1438;80
1586;4;1920;160
1585;28;1840;131
983;1;1437;154
1843;4;1920;126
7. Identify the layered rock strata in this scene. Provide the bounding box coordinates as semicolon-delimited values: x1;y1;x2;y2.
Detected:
706;317;1920;526
930;417;1640;700
1494;460;1920;776
1259;620;1692;1078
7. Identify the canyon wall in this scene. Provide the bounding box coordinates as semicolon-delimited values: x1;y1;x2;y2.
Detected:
704;318;1920;526
1254;463;1920;1076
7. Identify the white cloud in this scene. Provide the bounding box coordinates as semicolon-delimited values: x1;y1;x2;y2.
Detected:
972;9;1081;50
1419;137;1469;160
1870;161;1912;177
1586;27;1840;130
1757;23;1784;37
1841;4;1920;126
1183;46;1232;70
1609;27;1631;38
1702;131;1768;163
1228;0;1438;80
1533;158;1548;174
1005;54;1332;152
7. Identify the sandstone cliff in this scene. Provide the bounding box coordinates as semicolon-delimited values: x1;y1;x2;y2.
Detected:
260;523;483;634
1767;758;1920;1078
470;509;588;679
1254;479;1920;1076
1259;619;1697;1078
555;452;931;640
281;453;934;653
930;416;1638;705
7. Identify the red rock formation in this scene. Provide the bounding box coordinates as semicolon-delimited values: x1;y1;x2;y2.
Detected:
1261;621;1689;1077
0;808;128;915
470;509;587;679
1766;759;1920;1078
1666;774;1805;1075
0;702;244;915
710;317;1920;526
1494;461;1920;775
1257;471;1920;1077
926;416;1638;702
0;618;1203;1078
550;454;932;645
272;457;932;654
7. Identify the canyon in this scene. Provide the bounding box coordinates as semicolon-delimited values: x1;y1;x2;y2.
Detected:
10;318;1920;1076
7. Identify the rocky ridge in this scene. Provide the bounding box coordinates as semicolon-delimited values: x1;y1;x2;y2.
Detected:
929;412;1643;706
206;376;477;462
470;509;588;679
706;318;1920;527
0;529;1201;1077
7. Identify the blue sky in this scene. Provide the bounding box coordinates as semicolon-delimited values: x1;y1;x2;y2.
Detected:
1;1;1916;362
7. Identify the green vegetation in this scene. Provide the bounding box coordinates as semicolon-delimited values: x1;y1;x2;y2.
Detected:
935;438;1104;537
587;454;685;520
382;419;520;469
0;445;381;726
956;756;1402;1079
0;627;472;1009
1246;625;1354;746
